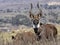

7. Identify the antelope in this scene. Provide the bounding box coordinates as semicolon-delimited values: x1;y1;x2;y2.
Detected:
29;3;58;41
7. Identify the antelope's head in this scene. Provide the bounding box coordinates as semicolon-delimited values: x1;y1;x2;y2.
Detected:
29;3;42;29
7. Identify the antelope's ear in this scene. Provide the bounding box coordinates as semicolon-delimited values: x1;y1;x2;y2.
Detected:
40;12;42;17
39;9;42;17
29;12;34;18
37;12;42;18
29;3;34;18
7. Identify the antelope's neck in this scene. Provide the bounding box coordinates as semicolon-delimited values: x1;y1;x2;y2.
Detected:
33;23;40;29
33;22;43;29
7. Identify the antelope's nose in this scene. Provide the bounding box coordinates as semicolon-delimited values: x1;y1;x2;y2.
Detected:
33;20;39;25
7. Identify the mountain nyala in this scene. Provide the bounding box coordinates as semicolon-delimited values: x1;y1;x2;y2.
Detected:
29;3;57;41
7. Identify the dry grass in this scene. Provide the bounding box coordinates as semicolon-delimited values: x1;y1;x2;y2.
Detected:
0;25;60;45
55;24;60;35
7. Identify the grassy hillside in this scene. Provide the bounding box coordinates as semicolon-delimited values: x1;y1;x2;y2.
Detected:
0;24;60;45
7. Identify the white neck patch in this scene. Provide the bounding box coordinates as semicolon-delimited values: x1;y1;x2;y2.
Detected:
33;23;40;28
37;24;40;28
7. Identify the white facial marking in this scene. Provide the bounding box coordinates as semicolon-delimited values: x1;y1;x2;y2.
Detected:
37;24;40;28
33;23;40;28
33;24;36;28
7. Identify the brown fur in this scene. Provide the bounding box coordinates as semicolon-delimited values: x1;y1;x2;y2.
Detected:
30;15;58;40
29;3;58;41
39;24;57;40
12;32;37;45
